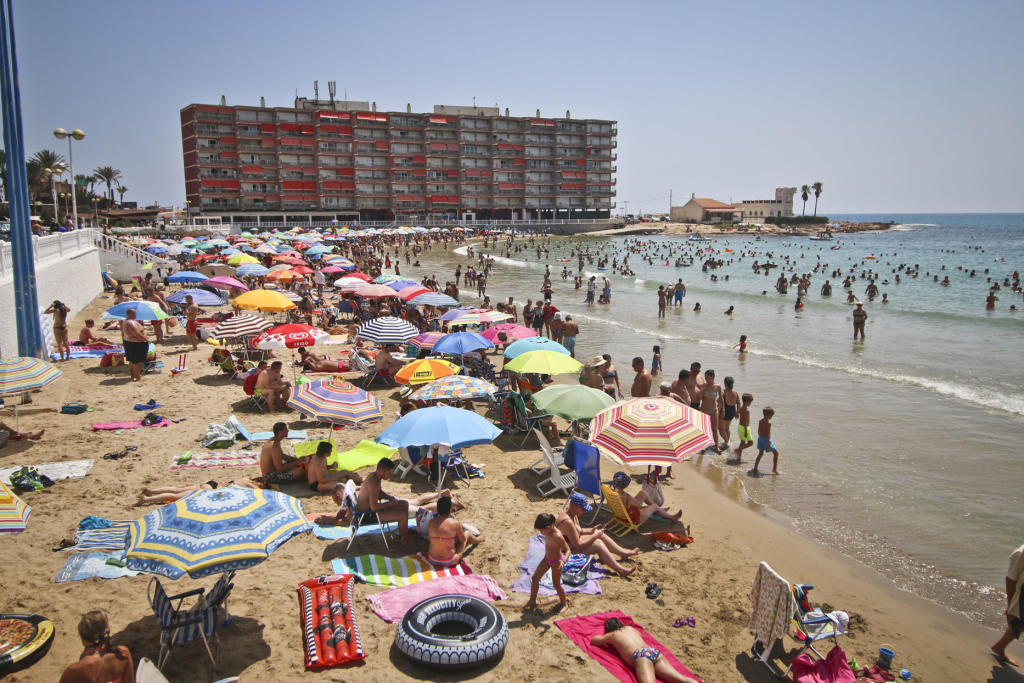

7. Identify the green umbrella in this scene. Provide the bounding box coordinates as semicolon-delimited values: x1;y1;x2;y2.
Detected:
531;384;615;421
503;349;582;376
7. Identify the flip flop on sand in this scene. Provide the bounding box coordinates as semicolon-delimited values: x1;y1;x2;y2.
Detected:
645;582;662;599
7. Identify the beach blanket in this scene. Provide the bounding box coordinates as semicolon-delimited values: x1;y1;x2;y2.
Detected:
366;574;507;623
91;418;171;430
555;611;705;683
512;534;606;596
307;513;412;540
0;459;93;484
294;439;396;472
52;345;123;360
170;451;259;470
56;551;139;583
330;552;472;588
247;430;308;442
63;521;132;553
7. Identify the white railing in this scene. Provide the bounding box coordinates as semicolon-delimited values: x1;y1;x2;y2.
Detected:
95;232;172;268
0;228;103;278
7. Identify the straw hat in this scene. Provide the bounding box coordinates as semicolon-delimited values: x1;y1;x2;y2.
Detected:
587;355;606;367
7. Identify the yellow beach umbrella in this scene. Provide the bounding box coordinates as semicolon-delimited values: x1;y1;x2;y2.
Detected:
394;358;460;386
503;349;583;375
233;290;296;312
227;253;259;265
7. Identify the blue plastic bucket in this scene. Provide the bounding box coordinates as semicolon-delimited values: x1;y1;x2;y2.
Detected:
878;646;895;668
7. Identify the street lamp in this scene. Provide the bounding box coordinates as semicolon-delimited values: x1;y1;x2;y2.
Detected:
53;127;85;228
184;199;191;227
43;162;65;222
91;196;100;231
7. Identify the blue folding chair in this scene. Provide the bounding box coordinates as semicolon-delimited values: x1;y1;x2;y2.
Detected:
565;438;604;523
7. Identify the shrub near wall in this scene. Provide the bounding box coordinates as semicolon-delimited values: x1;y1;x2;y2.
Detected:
765;216;829;225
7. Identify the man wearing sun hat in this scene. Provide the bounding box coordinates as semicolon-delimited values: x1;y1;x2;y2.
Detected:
555;492;638;577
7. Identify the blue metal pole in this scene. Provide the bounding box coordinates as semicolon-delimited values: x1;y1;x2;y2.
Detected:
0;0;43;357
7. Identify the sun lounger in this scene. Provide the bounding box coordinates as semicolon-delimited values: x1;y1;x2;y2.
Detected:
600;484;647;537
534;429;577;498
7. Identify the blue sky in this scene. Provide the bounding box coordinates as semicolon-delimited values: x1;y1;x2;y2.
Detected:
10;0;1024;214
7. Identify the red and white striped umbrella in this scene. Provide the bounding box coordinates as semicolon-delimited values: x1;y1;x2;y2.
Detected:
590;397;715;467
210;314;273;339
254;324;330;349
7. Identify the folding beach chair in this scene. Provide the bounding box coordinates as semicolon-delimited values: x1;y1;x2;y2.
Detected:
147;576;225;669
509;391;554;448
566;438;604;524
350;352;392;388
749;561;849;678
529;428;564;474
535;429;577;498
340;480;392;552
242;375;268;413
395;445;427;480
430;444;470;492
600;484;644;537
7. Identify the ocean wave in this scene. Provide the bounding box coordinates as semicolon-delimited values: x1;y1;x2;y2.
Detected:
890;225;924;232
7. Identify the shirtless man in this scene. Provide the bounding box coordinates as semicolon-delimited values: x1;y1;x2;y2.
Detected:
555;493;637;577
672;279;686;306
685;362;704;410
375;344;405;376
506;296;518;323
630;357;652;398
354;458;411;543
183;295;200;351
259;422;306;485
256;361;291;411
306;440;362;491
560;315;579;358
298;348;341;373
590;617;699;683
852;302;868;340
669;369;693;406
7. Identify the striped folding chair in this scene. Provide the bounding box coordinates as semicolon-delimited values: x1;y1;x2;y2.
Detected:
147;577;222;670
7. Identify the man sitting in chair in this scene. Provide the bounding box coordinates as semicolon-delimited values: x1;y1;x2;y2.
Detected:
353;458;411;543
374;344;405;376
256;360;291;411
556;493;638;577
610;472;682;525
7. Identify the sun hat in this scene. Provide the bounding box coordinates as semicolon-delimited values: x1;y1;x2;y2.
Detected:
612;471;630;490
568;492;592;511
587;355;606;367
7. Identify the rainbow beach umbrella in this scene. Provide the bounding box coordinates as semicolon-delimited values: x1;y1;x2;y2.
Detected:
0;481;31;533
286;378;383;426
0;357;63;396
126;486;311;579
410;375;496;402
589;396;714;467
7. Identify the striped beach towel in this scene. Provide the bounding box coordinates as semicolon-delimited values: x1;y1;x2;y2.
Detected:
170;451;259;470
64;521;131;552
331;552;472;587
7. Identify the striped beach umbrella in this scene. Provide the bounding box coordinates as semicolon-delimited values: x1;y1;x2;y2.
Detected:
126;486;311;579
395;285;432;301
448;309;512;325
394;358;460;386
101;301;169;321
322;255;355;269
409;292;460;308
410;375;496;402
0;481;31;533
353;283;400;298
0;357;62;396
210;314;272;339
407;332;445;350
254;323;330;349
480;323;536;343
286;378;383;426
590;397;715;467
355;316;419;344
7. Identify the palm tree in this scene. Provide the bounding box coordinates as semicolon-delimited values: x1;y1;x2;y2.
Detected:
116;185;128;205
92;166;122;203
800;184;810;217
26;150;65;201
812;182;823;216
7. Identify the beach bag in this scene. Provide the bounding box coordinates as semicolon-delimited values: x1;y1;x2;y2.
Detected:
140;412;164;426
100;352;124;367
201;422;236;449
60;402;88;415
560;554;593;587
9;466;54;492
641;476;665;507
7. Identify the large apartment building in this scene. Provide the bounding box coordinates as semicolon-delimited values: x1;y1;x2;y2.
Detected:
180;99;617;223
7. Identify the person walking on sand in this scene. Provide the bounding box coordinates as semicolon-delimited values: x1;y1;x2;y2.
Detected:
524;513;570;611
184;295;200;351
991;542;1024;666
734;393;754;459
555;493;638;577
590;617;699;683
852;301;868;340
752;406;780;475
120;308;149;382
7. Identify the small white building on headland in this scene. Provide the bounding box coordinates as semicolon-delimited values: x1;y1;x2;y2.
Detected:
734;187;796;222
669;187;796;224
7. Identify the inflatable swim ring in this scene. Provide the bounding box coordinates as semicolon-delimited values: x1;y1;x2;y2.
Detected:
395;594;508;668
297;574;364;669
0;614;54;674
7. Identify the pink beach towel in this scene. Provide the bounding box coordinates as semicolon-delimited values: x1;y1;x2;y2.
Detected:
555;611;704;683
366;574;507;623
91;418;171;431
792;645;856;683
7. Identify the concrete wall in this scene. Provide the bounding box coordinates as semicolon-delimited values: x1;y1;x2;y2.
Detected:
0;231;103;357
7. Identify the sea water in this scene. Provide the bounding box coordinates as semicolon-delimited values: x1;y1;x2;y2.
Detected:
421;214;1023;626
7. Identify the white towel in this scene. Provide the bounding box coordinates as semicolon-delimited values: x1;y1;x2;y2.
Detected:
748;561;797;657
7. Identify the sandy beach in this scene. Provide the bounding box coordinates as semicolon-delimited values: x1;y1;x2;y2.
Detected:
1;289;1019;683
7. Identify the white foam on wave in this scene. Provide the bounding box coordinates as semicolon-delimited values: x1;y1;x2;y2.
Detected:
890;224;923;232
452;245;469;256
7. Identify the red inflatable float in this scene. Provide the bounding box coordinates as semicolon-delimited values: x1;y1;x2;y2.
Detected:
297;574;365;669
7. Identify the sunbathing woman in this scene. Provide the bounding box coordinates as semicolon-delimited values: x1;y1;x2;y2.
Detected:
610;471;682;525
297;347;343;373
134;479;261;505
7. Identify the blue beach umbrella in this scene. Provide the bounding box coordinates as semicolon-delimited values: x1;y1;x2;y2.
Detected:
126;486;311;579
385;279;421;291
409;292;460;308
165;288;226;306
432;331;494;356
101;301;169;321
236;263;270;277
167;271;209;284
504;336;570;359
439;306;475;322
146;245;168;254
376;405;502;449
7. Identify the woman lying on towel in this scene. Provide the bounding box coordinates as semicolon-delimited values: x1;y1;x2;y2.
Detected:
134;479;262;505
297;348;347;374
590;617;699;683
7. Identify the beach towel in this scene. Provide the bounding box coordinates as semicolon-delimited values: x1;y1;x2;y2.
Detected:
52;345;123;360
792;645;857;683
62;521;132;553
170;451;259;470
555;611;704;683
56;551;139;583
512;533;606;596
294;439;395;472
749;561;797;653
246;430;308;441
307;513;412;540
91;418;171;431
366;574;507;623
330;552;472;588
0;459;93;484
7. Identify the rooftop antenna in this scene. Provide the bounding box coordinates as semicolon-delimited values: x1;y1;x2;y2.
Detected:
472;95;476;107
344;85;347;101
328;80;336;108
314;80;319;102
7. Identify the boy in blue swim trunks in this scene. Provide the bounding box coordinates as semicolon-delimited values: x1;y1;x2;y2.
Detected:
590;617;699;683
753;406;780;475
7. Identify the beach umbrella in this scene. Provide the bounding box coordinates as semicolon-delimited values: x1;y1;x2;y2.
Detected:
319;265;346;275
355;316;418;344
286;378;383;426
407;332;445;350
410;375;496;402
266;269;303;283
0;357;62;396
210;314;272;339
254;323;330;349
372;274;402;284
590;397;715;467
448;309;512;325
345;271;372;282
480;323;536;343
303;245;331;255
353;283;400;298
322;256;354;269
125;486;311;579
227;253;259;265
384;279;420;291
376;405;501;449
165;288;225;306
0;481;31;533
530;384;615;421
395;285;432;301
236;263;270;277
439;306;476;322
409;292;460;308
101;301;169;321
167;271;208;284
432;331;494;356
394;358;460;386
503;349;582;375
204;276;249;292
291;265;315;275
233;290;296;312
504;336;570;359
146;245;168;254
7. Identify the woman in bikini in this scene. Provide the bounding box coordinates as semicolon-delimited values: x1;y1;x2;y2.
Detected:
46;300;71;361
425;495;482;567
719;375;739;450
700;369;724;453
611;472;682;525
59;610;135;683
